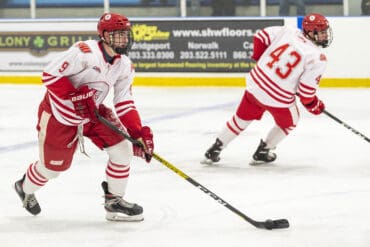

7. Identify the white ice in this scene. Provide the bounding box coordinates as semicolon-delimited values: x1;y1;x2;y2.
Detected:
0;84;369;247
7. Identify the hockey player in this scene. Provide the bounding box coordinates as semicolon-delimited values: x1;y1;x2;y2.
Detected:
202;13;332;165
14;13;154;221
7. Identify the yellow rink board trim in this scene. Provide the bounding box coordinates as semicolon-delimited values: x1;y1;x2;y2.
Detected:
0;75;369;87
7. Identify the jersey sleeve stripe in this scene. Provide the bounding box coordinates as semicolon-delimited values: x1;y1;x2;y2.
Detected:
42;73;59;86
298;82;316;92
115;101;137;118
48;93;84;125
115;100;134;108
298;82;316;98
256;29;271;46
48;92;75;111
115;103;136;112
116;107;137;118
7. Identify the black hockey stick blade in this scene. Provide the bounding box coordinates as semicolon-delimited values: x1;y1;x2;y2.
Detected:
256;219;290;230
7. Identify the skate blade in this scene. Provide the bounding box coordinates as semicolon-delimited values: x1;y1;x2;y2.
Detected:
249;159;267;166
200;158;217;165
249;159;276;166
105;212;144;222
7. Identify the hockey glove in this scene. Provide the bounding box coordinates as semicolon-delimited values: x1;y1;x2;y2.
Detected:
132;126;154;163
70;85;97;122
302;96;325;115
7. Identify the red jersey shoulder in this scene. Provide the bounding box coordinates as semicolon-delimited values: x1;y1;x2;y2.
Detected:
75;42;92;53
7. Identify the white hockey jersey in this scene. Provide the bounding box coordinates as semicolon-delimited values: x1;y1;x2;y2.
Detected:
42;40;136;126
246;26;327;107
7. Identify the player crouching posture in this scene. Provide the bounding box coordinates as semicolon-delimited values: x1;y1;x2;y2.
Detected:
202;13;332;165
14;13;154;221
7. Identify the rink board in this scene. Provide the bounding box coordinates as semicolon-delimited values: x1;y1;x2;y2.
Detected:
0;75;369;87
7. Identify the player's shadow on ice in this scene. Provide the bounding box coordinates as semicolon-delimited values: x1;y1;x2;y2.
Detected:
201;160;324;175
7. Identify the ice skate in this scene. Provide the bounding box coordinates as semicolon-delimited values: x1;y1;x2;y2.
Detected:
249;139;277;166
101;181;143;222
14;175;41;215
201;138;223;165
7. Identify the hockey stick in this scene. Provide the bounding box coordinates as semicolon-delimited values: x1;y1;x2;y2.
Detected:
95;111;289;230
323;110;370;143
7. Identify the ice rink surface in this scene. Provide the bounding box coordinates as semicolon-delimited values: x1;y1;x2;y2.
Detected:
0;84;369;247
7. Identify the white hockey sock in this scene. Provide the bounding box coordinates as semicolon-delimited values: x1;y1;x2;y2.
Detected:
218;114;252;147
105;160;130;197
264;126;288;149
23;161;49;194
105;140;132;197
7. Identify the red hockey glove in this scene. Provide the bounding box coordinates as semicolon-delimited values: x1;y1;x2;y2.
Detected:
98;104;123;130
70;85;97;122
302;96;325;115
132;126;154;163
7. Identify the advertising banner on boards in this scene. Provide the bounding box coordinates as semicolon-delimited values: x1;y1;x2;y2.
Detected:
130;19;283;72
0;18;283;73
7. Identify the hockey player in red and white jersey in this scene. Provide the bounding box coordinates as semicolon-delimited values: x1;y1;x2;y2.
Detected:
202;13;332;165
14;13;154;221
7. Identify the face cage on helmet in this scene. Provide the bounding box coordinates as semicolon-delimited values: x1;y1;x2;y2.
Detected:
105;29;133;55
314;26;333;48
305;26;332;48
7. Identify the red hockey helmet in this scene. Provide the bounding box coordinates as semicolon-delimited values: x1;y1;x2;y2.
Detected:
302;13;329;33
97;13;131;38
302;13;332;48
97;13;133;55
